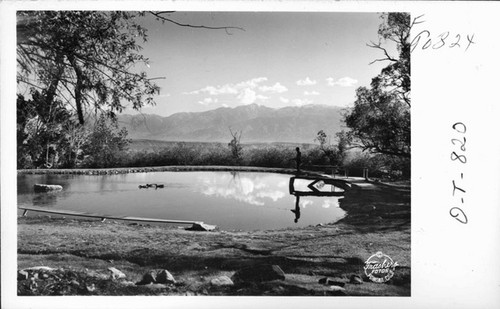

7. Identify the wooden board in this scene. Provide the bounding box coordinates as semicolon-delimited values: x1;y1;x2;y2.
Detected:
18;206;202;225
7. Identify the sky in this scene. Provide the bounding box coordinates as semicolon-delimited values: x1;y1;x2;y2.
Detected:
126;12;393;116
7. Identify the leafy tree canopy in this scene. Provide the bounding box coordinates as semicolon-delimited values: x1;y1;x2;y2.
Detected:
17;11;160;124
344;12;411;158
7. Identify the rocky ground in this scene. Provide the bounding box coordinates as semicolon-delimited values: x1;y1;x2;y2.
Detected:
17;179;410;296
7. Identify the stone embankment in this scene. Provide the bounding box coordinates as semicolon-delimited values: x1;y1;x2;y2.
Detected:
18;166;302;176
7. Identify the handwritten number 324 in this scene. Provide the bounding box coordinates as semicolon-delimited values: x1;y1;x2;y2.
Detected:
411;31;475;52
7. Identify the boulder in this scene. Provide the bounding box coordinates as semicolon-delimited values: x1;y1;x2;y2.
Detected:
108;267;126;280
350;274;363;284
39;273;50;280
210;276;234;287
18;270;29;280
156;269;176;284
186;222;216;232
34;184;63;192
86;283;96;292
136;271;157;285
232;264;285;283
329;285;347;294
318;277;345;287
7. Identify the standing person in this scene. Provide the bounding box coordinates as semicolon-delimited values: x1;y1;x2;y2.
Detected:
295;147;302;173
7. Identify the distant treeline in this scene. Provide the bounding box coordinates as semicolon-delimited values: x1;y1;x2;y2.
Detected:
123;142;409;179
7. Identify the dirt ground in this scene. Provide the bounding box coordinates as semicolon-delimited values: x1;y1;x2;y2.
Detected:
17;178;410;296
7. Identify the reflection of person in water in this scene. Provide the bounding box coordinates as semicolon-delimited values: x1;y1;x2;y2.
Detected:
291;194;301;223
295;147;301;174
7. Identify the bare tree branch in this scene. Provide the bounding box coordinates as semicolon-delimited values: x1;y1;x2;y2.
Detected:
367;41;398;64
149;11;245;34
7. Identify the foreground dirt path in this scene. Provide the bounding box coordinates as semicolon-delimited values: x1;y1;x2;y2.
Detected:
17;180;410;296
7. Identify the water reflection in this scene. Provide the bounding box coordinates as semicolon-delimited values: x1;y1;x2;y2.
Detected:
198;172;287;207
18;171;348;231
31;191;61;207
291;195;301;223
288;175;348;223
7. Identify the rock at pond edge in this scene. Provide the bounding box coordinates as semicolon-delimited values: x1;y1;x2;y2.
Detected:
108;267;126;280
210;276;234;287
186;222;216;232
232;264;286;283
156;269;176;284
34;184;63;192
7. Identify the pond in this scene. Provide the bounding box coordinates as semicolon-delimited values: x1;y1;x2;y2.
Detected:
17;171;346;231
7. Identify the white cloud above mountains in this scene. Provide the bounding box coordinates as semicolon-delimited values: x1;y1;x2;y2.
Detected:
198;97;218;105
296;77;317;86
292;98;313;106
237;88;269;105
185;75;356;107
279;97;290;104
304;90;320;96
259;82;288;93
326;76;358;87
185;77;269;96
186;77;286;105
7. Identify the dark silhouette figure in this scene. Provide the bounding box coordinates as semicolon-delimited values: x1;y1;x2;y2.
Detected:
295;147;302;173
291;195;301;223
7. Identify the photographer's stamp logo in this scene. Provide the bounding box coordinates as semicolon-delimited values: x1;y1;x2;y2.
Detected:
364;251;398;283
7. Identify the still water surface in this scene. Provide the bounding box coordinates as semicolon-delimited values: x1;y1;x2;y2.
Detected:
17;171;346;231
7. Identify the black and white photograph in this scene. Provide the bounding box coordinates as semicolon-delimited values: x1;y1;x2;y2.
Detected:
1;1;499;309
14;9;411;297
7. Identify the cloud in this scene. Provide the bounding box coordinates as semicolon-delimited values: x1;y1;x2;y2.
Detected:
300;200;313;209
186;77;292;105
185;77;269;96
304;90;320;96
279;97;290;104
157;93;171;98
292;98;313;106
296;77;317;86
259;82;288;93
326;76;358;87
256;190;285;202
237;88;268;105
185;85;238;95
198;97;218;105
322;199;340;209
236;77;268;88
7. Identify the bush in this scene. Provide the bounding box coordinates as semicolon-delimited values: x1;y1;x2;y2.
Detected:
343;152;410;179
244;146;295;168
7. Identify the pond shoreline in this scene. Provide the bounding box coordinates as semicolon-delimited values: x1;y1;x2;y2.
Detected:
17;165;305;176
17;172;410;296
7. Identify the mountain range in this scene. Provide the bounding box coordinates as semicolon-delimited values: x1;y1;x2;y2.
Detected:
118;104;345;144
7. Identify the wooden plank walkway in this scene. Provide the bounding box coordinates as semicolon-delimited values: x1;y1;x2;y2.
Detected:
18;206;202;225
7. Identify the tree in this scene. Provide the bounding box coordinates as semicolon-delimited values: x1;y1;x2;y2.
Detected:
17;91;73;168
228;128;243;164
82;115;130;168
314;130;345;166
60;121;89;168
17;11;161;125
343;12;411;158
